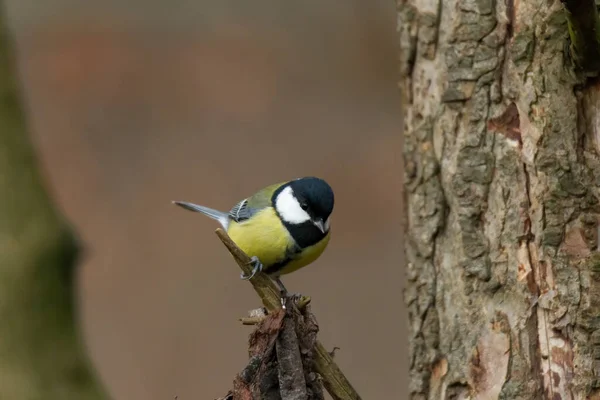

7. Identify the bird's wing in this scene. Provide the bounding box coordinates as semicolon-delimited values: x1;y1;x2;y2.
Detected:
228;181;288;222
228;198;251;222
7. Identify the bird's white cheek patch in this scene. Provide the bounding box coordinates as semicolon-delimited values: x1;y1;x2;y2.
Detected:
275;186;311;224
324;216;331;231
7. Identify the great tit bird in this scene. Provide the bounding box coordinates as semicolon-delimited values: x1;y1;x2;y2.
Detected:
173;177;334;289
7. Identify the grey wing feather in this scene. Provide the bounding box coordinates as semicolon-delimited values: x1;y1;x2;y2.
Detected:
228;198;256;222
229;185;278;221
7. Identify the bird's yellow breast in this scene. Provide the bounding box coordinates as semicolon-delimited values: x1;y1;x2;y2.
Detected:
276;232;330;275
226;207;330;275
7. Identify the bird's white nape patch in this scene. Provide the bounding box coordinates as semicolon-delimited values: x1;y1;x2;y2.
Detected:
275;186;311;224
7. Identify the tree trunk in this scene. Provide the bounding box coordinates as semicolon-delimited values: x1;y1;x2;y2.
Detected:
0;3;106;399
399;0;600;398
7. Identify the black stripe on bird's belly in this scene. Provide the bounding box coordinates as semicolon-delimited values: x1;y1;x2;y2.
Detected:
265;242;301;275
266;221;326;276
266;257;293;276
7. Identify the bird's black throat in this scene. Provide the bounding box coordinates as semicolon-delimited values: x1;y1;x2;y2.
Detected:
282;220;327;248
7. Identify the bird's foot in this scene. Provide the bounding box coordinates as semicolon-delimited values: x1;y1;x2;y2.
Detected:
241;256;263;280
270;277;308;309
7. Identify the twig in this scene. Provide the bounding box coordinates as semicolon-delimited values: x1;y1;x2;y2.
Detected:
240;316;266;326
561;0;600;72
216;229;283;311
215;229;362;400
313;343;360;400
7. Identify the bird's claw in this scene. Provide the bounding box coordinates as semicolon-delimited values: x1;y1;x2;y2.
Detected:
241;256;263;280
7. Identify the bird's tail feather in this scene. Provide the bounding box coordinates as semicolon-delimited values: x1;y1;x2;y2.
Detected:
172;201;229;229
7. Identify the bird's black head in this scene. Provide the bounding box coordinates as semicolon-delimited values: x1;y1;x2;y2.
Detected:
288;177;334;223
272;177;334;248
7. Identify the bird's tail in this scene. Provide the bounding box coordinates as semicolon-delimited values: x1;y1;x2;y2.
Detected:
172;201;229;229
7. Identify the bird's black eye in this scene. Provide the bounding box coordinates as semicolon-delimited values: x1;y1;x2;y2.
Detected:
300;202;308;211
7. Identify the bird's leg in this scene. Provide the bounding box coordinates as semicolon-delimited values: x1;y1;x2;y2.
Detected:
273;276;288;296
269;276;289;309
241;256;263;280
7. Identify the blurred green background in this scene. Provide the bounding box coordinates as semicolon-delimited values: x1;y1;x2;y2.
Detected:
6;0;405;398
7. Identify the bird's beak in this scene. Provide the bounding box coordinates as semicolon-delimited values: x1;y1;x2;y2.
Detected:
313;219;326;234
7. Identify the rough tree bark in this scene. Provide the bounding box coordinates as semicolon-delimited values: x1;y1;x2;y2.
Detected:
399;0;600;398
0;2;106;399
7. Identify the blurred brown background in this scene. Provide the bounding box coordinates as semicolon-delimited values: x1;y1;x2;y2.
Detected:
6;1;405;398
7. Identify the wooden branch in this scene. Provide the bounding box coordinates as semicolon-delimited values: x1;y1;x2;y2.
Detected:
216;229;283;311
313;342;360;400
0;3;106;399
240;316;266;325
561;0;600;72
215;228;362;400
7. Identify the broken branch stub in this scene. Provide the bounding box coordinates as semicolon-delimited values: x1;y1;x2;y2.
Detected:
214;229;361;400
